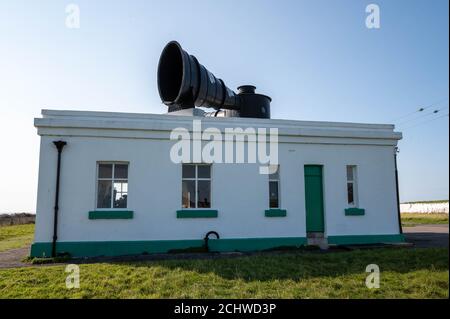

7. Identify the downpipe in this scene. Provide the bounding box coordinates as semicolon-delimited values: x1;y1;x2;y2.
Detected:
394;147;403;234
52;141;66;257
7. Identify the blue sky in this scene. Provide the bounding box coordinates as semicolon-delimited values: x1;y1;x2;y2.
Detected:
0;0;448;212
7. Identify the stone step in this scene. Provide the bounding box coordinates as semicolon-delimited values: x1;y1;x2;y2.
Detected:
307;236;329;250
307;232;325;239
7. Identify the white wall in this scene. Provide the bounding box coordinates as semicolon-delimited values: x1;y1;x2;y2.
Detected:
34;133;401;243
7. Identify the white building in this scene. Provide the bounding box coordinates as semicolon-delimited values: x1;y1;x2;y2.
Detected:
31;109;404;258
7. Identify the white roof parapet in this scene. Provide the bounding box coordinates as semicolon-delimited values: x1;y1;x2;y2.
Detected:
35;109;402;142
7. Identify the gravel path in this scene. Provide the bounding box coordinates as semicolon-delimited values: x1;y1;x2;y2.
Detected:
403;224;449;248
0;246;30;268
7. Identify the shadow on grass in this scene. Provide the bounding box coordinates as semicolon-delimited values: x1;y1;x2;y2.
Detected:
403;232;449;248
103;247;449;282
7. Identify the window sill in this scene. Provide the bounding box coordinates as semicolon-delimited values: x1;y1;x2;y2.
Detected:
265;209;287;217
345;208;365;216
176;210;218;218
89;210;134;219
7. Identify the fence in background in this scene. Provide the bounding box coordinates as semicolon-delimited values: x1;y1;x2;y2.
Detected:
0;213;35;226
400;202;449;214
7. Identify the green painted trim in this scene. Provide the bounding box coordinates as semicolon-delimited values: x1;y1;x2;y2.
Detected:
29;234;405;258
88;210;133;219
176;210;218;218
328;234;405;245
30;236;307;258
345;208;365;216
209;237;307;252
265;209;287;217
30;240;203;258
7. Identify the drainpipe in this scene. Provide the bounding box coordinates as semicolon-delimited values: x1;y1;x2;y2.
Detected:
394;146;403;234
52;141;66;257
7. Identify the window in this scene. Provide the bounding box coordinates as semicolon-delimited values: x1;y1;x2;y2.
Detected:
346;165;358;207
97;163;128;209
269;165;280;208
182;164;211;208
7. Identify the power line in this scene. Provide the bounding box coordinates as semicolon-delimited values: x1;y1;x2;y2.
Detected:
400;113;449;130
397;106;449;126
389;98;448;123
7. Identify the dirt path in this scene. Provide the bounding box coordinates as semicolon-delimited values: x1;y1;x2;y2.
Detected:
0;246;30;268
403;224;449;248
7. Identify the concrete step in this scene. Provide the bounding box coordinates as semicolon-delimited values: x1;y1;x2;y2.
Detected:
307;236;329;250
307;232;325;239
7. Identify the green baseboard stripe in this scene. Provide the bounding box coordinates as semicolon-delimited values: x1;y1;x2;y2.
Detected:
344;208;365;216
30;234;404;258
30;240;204;258
30;236;307;258
89;210;133;219
208;237;306;252
328;234;405;245
265;209;287;217
176;210;218;218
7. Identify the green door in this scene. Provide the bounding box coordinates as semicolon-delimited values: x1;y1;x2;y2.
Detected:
304;165;325;232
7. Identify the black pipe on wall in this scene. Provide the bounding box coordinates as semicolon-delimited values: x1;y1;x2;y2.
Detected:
394;147;403;235
52;141;66;257
203;231;220;252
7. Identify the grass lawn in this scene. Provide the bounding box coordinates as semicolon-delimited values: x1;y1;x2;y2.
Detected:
0;224;34;252
0;247;447;298
401;213;449;226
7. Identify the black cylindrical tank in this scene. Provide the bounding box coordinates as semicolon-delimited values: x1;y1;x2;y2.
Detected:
237;85;271;119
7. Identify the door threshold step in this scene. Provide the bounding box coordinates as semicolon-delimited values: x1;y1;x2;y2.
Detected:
307;232;325;239
307;237;329;250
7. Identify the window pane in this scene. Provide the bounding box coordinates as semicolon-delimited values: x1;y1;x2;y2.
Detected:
113;181;128;208
114;164;128;179
197;180;211;208
269;181;279;208
97;180;112;208
114;192;127;208
113;181;122;193
347;182;354;205
269;165;279;180
182;165;195;178
98;164;113;178
197;165;211;179
182;180;196;208
346;166;354;181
